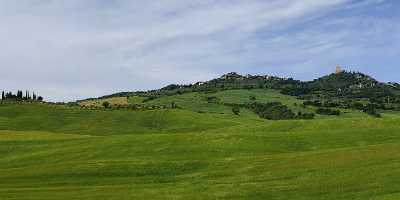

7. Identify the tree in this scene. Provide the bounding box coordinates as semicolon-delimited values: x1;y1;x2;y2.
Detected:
17;90;23;99
363;103;381;118
207;96;219;103
102;101;110;109
1;91;4;100
171;101;177;109
296;112;315;119
247;102;296;120
37;96;44;101
232;105;240;115
316;108;340;115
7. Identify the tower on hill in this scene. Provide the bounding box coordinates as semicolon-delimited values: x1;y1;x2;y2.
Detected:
335;66;344;74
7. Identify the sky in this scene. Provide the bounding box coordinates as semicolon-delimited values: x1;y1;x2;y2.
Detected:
0;0;399;102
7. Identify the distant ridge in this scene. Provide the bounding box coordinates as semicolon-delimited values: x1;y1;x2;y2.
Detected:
95;69;396;98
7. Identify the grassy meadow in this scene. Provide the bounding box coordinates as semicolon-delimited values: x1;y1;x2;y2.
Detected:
1;100;400;199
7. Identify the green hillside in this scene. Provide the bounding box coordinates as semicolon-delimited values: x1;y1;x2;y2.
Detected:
1;103;400;199
131;89;369;119
79;88;369;120
2;71;400;199
86;71;400;120
0;104;241;136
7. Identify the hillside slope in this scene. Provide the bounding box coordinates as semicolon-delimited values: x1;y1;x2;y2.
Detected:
78;70;400;120
0;104;241;136
1;103;400;199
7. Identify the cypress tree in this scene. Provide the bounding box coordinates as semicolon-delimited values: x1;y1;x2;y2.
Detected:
1;91;4;100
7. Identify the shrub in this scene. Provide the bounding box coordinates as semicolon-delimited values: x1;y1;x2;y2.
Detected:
316;108;341;116
232;105;240;115
303;100;322;107
206;96;219;103
352;102;365;110
297;112;315;119
363;103;381;118
102;101;110;109
246;102;296;120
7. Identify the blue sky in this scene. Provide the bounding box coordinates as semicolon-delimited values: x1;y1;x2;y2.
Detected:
0;0;399;101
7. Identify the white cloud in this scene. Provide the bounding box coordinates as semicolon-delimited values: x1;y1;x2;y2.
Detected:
0;0;397;101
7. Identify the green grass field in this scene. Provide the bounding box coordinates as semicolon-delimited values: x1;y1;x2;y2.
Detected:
1;101;400;199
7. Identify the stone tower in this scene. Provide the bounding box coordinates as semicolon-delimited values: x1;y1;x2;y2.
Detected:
335;66;343;74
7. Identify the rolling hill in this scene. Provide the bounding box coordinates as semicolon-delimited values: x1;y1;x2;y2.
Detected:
1;102;400;199
79;70;400;119
2;70;400;199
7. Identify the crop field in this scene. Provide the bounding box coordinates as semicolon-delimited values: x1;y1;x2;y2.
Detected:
78;97;129;107
1;103;400;200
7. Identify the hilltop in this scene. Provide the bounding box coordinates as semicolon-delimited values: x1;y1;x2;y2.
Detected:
98;70;399;100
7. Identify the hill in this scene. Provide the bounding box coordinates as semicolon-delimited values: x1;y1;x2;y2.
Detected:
97;70;398;99
79;70;400;119
309;71;379;90
1;103;400;199
2;70;400;199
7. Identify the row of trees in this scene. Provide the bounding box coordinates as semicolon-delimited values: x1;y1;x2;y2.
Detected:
1;90;43;101
87;101;178;110
246;102;314;120
303;100;382;117
316;108;341;116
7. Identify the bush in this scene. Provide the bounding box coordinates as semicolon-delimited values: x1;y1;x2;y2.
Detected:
351;102;365;110
303;100;322;107
232;105;240;115
206;96;219;103
316;108;340;115
297;112;315;119
363;103;381;118
102;101;110;109
281;87;311;96
323;101;340;107
246;102;296;120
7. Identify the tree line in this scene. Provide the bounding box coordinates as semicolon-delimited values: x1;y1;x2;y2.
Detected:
1;90;43;101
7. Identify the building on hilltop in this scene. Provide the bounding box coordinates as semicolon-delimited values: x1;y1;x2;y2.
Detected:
220;72;243;80
335;66;344;74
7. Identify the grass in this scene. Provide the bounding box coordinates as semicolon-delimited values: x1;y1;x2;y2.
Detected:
1;103;400;199
141;91;259;117
0;104;240;136
127;96;147;104
213;89;301;106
